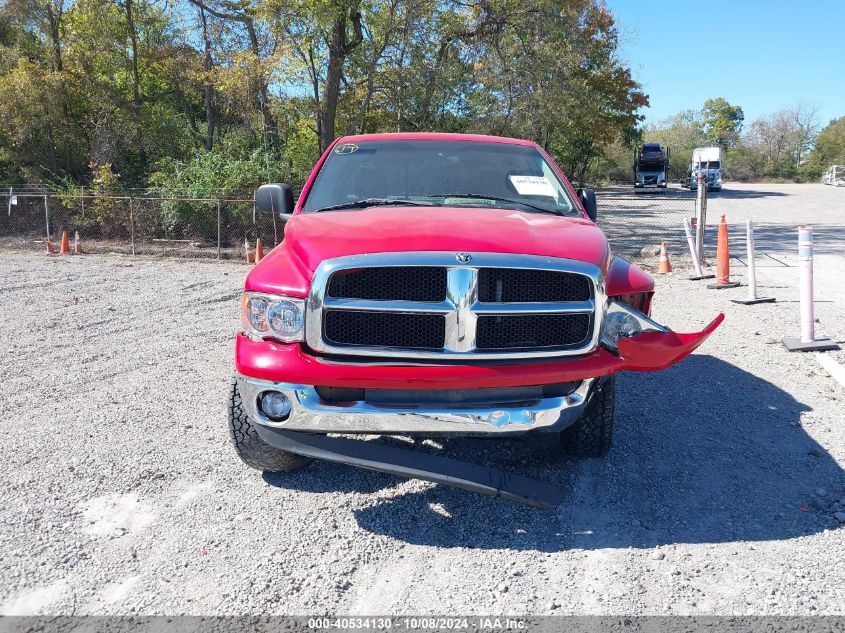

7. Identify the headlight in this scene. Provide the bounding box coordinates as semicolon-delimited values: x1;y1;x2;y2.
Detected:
241;293;305;342
604;311;642;343
601;300;668;351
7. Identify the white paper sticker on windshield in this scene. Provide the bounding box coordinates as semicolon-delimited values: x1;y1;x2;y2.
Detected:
509;175;556;197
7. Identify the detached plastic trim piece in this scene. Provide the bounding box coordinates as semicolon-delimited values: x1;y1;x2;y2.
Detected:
255;426;566;509
616;313;724;371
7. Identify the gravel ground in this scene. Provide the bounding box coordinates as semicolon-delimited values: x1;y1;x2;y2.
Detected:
1;247;843;617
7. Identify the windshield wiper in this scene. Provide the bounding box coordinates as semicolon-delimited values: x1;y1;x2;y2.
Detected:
314;198;433;212
428;193;562;216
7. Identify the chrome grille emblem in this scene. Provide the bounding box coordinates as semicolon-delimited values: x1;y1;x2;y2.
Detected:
455;252;472;264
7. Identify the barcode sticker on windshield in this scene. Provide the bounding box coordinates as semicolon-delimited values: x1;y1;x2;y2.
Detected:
509;175;556;197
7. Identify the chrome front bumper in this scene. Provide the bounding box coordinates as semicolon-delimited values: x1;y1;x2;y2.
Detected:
236;375;594;435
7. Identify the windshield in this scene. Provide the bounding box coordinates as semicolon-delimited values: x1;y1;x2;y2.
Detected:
301;139;578;216
695;160;721;169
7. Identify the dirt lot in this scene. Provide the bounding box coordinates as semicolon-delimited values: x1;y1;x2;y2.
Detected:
1;183;844;616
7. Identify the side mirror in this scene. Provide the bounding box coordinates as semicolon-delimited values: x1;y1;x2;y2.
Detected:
577;188;597;222
255;183;294;219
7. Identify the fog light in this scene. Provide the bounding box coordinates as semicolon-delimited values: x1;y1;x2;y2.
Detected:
259;391;292;422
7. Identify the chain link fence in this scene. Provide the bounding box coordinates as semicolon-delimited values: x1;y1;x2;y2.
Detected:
1;185;700;264
0;189;282;261
594;186;697;259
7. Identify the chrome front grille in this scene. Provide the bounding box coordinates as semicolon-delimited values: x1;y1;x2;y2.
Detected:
327;266;447;302
324;310;446;349
477;268;592;303
305;252;604;360
475;313;592;350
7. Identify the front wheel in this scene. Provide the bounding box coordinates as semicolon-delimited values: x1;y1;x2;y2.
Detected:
227;378;310;473
560;375;616;457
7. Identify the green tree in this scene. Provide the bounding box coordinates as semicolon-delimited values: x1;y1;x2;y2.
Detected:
0;0;648;188
644;110;705;178
702;97;744;148
465;0;647;183
803;116;845;179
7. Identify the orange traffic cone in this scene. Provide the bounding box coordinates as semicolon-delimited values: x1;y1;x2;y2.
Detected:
73;230;82;254
255;238;264;263
658;242;672;273
707;215;740;289
244;237;254;263
45;237;55;254
59;230;70;255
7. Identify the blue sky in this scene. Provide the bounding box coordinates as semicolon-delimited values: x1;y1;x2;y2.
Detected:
605;0;845;128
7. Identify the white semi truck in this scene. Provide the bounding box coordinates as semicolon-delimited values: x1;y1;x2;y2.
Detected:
687;146;722;191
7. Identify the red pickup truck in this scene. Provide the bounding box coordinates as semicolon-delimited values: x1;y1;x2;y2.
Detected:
229;133;722;507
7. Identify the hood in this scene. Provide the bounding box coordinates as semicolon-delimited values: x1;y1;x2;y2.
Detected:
246;206;611;296
283;206;609;273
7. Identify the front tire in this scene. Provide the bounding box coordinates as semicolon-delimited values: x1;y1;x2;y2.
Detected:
561;375;616;457
227;378;310;473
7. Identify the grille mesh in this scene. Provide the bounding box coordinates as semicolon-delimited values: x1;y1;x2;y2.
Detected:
327;267;446;302
324;310;445;349
477;269;591;303
476;314;591;350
